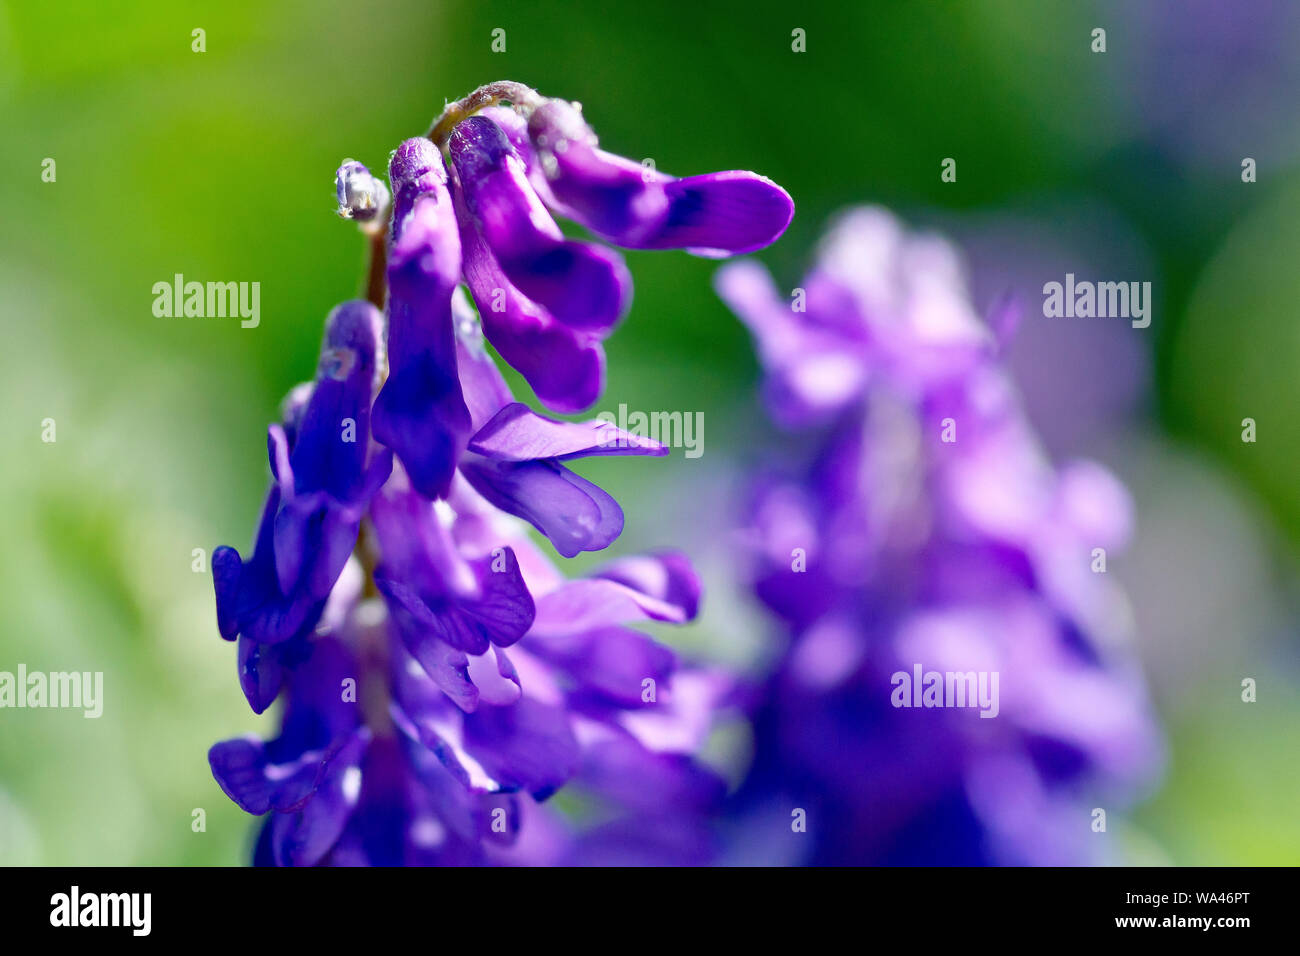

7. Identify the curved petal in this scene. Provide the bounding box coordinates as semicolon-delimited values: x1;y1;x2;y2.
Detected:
373;142;472;500
453;297;517;430
371;476;535;655
592;550;702;622
655;171;795;258
468;401;666;462
455;180;606;413
270;729;369;867
376;552;534;656
450;115;631;332
288;301;384;503
536;625;678;709
212;487;327;648
458;453;624;558
462;697;581;799
237;633;289;714
530;578;689;637
208;735;327;815
527;100;792;256
212;545;245;641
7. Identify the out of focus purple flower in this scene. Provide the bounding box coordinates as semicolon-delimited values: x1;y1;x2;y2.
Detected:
716;207;1162;865
206;81;779;865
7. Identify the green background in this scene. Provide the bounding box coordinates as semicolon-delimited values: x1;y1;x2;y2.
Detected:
1;0;1296;864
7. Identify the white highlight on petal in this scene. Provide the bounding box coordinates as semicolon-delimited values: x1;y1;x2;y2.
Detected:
409;815;446;848
341;766;362;805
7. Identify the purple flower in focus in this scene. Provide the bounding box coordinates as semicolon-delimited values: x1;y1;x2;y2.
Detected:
212;302;392;654
371;139;472;500
206;81;784;865
380;81;793;492
716;207;1163;865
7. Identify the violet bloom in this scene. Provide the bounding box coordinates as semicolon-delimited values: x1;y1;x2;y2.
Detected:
207;81;783;865
377;80;792;497
212;302;392;654
716;208;1163;865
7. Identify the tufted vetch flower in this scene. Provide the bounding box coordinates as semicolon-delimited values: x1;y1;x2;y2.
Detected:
205;80;788;865
716;207;1163;866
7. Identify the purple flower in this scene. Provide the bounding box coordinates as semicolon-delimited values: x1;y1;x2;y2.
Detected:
364;83;791;482
410;83;788;426
450;116;632;332
525;99;794;257
212;301;391;653
210;469;721;865
371;142;472;500
452;307;668;558
717;207;1163;865
206;81;778;865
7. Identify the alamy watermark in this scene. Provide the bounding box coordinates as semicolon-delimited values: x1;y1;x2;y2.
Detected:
890;663;999;718
50;886;150;936
1042;273;1151;329
152;273;260;328
595;403;704;458
0;665;103;718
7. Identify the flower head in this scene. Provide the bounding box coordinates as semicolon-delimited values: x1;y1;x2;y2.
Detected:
717;207;1162;865
207;81;787;865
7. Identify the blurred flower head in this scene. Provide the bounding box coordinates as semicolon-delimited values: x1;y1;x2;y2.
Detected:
717;207;1163;865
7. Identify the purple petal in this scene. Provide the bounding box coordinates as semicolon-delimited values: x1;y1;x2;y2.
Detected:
270;729;369;867
212;487;327;647
272;490;357;605
450;115;631;332
401;635;476;713
399;732;490;843
461;697;581;799
537;625;678;709
458;453;624;558
276;634;365;740
389;657;496;788
455;181;606;413
385;608;522;714
376;551;533;656
208;735;324;815
527;100;792;256
580;732;726;813
715;260;868;426
468;402;667;462
212;544;245;641
655;171;794;258
257;302;389;630
237;633;289;713
288;301;384;503
530;578;690;637
592;550;702;621
373;147;472;500
525;100;668;236
454;306;516;430
389;137;448;236
371;477;535;655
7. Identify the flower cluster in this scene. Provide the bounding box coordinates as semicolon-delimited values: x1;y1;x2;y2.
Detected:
206;82;791;865
717;208;1163;865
